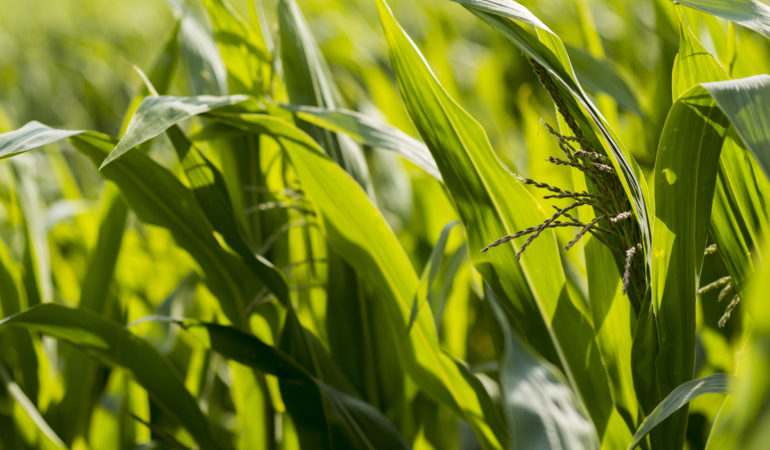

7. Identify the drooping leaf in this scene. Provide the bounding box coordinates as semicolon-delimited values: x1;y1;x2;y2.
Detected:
181;320;409;450
282;104;441;181
0;124;261;326
100;95;247;168
205;111;503;448
0;304;223;449
702;75;770;179
674;0;770;39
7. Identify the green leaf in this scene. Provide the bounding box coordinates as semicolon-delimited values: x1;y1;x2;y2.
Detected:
206;111;502;448
0;121;82;161
200;0;272;96
100;95;247;168
486;286;599;450
702;75;770;179
628;374;733;450
408;220;459;331
0;304;223;449
449;0;652;262
650;83;730;447
182;320;409;450
0;364;65;449
375;0;628;445
168;0;228;95
0;123;259;326
277;0;372;193
674;0;770;39
165;126;289;305
566;46;643;117
283;104;442;181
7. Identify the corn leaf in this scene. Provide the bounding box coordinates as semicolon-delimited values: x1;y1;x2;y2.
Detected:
375;0;628;445
674;0;770;39
448;0;652;260
200;0;272;96
486;285;600;449
277;0;372;193
206;111;503;448
0;304;223;449
282;104;442;181
0;124;261;326
100;95;247;168
181;320;410;450
0;364;66;449
628;374;733;450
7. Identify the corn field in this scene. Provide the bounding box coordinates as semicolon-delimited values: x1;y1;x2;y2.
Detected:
1;0;769;448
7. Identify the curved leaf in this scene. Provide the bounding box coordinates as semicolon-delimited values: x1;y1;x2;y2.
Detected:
101;95;247;168
628;374;733;449
0;304;223;449
206;111;502;449
0;364;65;449
181;320;409;450
375;0;626;444
0;124;262;326
282;104;442;181
449;0;652;263
675;0;770;39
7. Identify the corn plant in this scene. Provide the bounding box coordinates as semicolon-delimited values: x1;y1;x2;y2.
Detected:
1;0;769;448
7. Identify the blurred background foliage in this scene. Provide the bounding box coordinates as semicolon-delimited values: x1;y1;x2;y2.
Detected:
1;0;769;448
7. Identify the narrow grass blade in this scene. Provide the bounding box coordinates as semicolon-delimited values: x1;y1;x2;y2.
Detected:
486;286;599;450
628;374;733;450
11;160;52;304
0;364;65;448
283;104;442;181
167;0;228;95
0;304;223;449
408;221;459;331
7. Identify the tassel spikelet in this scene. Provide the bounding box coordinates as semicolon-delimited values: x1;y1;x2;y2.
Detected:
483;59;646;310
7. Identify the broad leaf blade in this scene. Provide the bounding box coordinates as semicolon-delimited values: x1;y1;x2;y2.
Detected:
206;111;502;448
486;286;599;450
675;0;770;39
375;0;625;444
101;95;247;168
